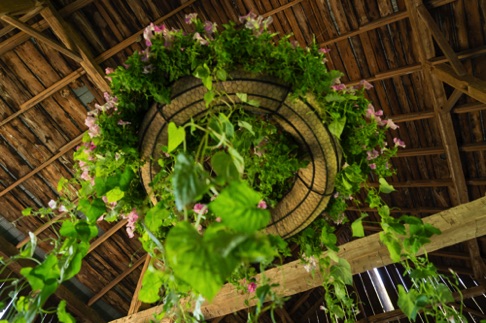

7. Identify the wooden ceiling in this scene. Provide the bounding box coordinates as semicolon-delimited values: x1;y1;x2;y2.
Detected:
0;0;485;322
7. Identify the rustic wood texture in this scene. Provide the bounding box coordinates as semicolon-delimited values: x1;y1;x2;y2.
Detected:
0;0;485;321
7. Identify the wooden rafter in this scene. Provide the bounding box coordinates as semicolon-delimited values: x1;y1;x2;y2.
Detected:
0;234;105;322
127;255;151;315
433;63;486;104
0;0;39;16
87;219;128;254
87;254;148;307
111;196;486;323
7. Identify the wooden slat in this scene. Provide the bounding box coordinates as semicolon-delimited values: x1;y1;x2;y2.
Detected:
416;4;465;75
127;255;151;315
0;0;37;15
0;234;106;322
16;213;66;249
111;196;486;323
87;254;148;307
0;4;43;37
454;102;486;114
466;239;486;280
87;219;128;254
0;15;82;63
0;134;82;198
395;147;445;157
433;63;486;104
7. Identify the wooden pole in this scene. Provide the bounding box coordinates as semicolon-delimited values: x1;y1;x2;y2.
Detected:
110;196;486;323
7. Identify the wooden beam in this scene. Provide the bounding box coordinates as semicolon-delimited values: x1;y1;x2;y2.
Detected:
442;89;463;113
0;134;83;198
460;143;486;152
320;11;409;46
359;285;485;322
87;219;127;254
454;102;486;114
0;4;43;37
87;254;148;306
0;14;82;62
466;239;486;280
351;206;447;214
365;179;452;188
262;0;304;18
16;213;66;248
395;147;445;157
0;0;38;16
391;110;435;123
40;2;111;93
127;255;151;315
432;63;486;104
0;234;106;322
110;196;486;323
416;4;466;75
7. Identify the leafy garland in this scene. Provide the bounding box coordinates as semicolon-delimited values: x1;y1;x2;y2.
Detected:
0;13;464;323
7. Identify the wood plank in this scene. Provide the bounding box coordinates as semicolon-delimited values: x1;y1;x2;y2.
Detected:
111;196;486;323
466;239;486;280
87;254;148;307
0;4;43;37
0;134;82;198
0;0;37;15
395;147;445;157
0;234;106;322
127;255;151;315
432;63;486;104
454;102;486;113
0;15;82;63
88;219;128;254
416;4;465;75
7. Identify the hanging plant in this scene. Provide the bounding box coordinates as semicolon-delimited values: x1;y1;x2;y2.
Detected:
0;12;464;323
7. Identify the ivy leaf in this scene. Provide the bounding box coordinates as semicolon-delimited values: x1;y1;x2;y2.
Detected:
351;218;364;237
166;222;228;301
330;258;353;285
94;175;119;196
138;264;165;303
211;151;240;184
167;122;186;153
328;116;346;139
21;207;32;216
397;285;428;320
204;90;215;107
145;202;169;232
435;284;454;303
105;187;125;203
57;177;69;193
209;181;270;233
194;64;212;90
236;92;248;102
119;167;135;191
379;178;396;193
57;300;75;323
78;198;106;223
172;153;208;211
62;242;89;280
216;69;227;81
238;120;255;135
380;232;402;262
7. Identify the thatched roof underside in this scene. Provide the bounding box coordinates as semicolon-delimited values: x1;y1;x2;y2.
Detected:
0;0;485;322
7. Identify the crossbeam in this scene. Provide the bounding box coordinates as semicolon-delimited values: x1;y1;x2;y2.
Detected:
111;196;486;323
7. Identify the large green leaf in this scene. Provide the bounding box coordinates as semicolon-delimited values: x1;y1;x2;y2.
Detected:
330;258;353;285
166;222;231;301
57;300;75;323
211;151;240;184
145;202;169;232
172;153;208;211
397;285;428;321
138;265;165;303
78;198;106;223
328;116;346;139
167;122;186;153
106;187;125;203
209;181;270;233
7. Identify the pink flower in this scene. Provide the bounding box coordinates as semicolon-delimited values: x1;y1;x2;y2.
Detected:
85;116;96;128
247;282;257;293
319;48;331;54
393;138;406;148
215;217;221;222
105;67;114;74
369;163;377;170
117;120;131;126
88;142;96;150
59;205;68;212
204;21;217;35
193;32;208;45
185;13;198;24
257;200;267;209
366;149;379;160
88;124;100;138
193;203;208;214
80;170;92;182
125;209;139;238
331;83;346;91
48;199;57;209
357;79;373;90
385;119;399;130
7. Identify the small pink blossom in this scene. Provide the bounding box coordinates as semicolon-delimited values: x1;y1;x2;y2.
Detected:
366;149;379;160
357;79;373;90
247;282;257;293
193;203;208;214
204;21;217;35
393;138;406;148
385;119;399;130
97;215;104;222
331;83;346;91
59;205;68;212
125;209;139;238
185;13;198;24
257;200;267;209
88;124;100;138
215;217;221;222
193;32;208;45
48;200;57;209
369;163;377;170
80;170;92;182
117;120;131;126
88;142;96;150
319;48;331;54
105;67;114;74
85;116;96;128
303;255;318;273
333;192;339;198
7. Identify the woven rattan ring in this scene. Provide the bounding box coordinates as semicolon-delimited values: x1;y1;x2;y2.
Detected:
139;72;339;239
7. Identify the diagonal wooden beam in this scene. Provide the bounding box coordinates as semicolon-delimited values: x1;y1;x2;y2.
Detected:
0;0;39;16
0;14;82;63
432;63;486;104
87;254;148;307
110;196;486;323
0;134;82;198
40;2;110;93
127;255;151;315
0;234;106;322
87;219;127;254
416;4;465;75
0;3;43;37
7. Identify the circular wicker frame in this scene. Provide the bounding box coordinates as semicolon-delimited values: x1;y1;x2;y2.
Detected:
139;72;339;238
